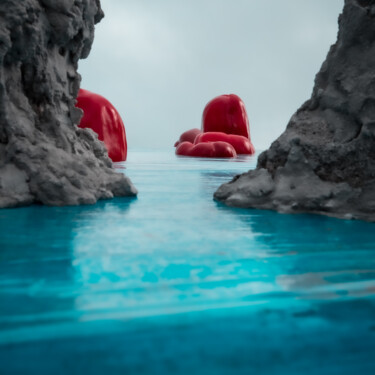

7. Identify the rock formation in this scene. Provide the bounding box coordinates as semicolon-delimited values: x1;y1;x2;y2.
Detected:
0;0;137;208
215;0;375;221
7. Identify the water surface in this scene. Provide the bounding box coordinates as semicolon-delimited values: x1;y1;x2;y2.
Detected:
1;150;375;374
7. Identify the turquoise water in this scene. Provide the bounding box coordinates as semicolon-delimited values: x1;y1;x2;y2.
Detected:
1;150;375;374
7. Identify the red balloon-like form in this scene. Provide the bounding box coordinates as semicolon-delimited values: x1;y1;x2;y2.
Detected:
174;94;254;158
202;94;250;139
176;141;237;158
194;132;255;155
174;128;202;147
76;89;127;162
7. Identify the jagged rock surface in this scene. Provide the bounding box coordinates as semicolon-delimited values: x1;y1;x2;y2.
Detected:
215;0;375;221
0;0;137;208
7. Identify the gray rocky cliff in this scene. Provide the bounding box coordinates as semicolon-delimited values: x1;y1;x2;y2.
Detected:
215;0;375;221
0;0;137;208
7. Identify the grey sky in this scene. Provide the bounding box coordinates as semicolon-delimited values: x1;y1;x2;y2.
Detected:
79;0;343;150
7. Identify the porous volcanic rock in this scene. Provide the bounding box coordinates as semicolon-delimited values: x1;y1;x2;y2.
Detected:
0;0;137;208
215;0;375;221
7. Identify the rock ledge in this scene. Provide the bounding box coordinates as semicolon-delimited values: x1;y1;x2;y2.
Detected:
0;0;137;208
215;0;375;222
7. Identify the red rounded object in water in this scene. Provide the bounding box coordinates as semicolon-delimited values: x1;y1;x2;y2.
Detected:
76;89;127;162
194;132;255;155
174;128;202;147
202;94;250;139
175;141;237;158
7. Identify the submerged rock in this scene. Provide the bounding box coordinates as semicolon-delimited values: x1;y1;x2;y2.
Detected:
215;0;375;221
0;0;137;208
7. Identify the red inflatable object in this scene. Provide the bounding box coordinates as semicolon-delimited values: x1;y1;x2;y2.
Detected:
174;128;202;147
202;94;250;139
76;89;127;162
176;141;237;158
194;132;255;155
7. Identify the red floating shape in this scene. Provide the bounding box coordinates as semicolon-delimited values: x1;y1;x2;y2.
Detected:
194;132;255;155
76;89;127;162
174;128;202;147
202;94;250;139
176;141;237;158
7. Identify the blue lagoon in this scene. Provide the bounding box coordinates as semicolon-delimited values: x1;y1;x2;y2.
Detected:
1;150;375;374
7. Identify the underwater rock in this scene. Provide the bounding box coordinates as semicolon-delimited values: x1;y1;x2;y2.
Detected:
76;89;128;162
0;0;137;208
215;0;375;222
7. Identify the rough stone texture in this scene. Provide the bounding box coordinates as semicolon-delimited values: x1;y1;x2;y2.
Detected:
0;0;137;208
215;0;375;222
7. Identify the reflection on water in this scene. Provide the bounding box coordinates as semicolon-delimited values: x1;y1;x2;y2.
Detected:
0;199;134;333
233;208;375;297
0;150;375;375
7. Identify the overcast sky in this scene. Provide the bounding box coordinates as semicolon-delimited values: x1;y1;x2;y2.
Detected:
79;0;343;150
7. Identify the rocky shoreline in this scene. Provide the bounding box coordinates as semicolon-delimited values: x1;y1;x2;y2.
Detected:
215;0;375;222
0;0;136;208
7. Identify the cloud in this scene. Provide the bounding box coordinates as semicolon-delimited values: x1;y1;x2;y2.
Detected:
79;0;343;149
96;3;187;67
